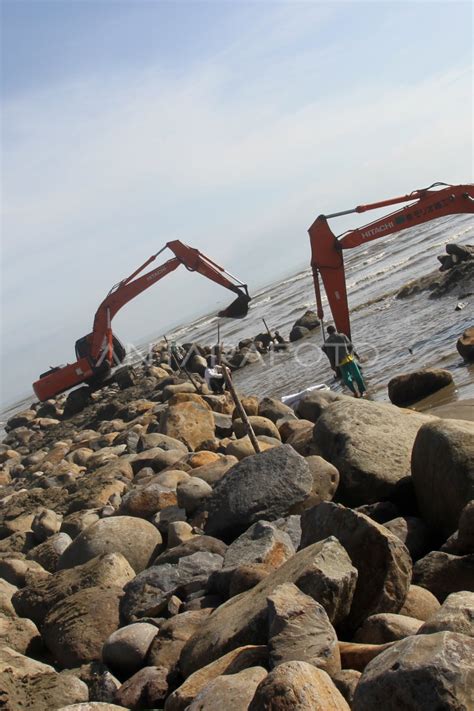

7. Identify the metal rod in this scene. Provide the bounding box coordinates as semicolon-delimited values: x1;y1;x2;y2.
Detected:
222;367;261;454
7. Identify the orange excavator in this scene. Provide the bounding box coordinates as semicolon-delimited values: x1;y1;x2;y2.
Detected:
33;240;251;401
309;182;474;339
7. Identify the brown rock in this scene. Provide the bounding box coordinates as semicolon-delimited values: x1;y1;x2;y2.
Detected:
412;418;474;536
417;590;474;636
186;666;268;711
456;326;474;361
267;583;340;675
413;550;474;601
0;611;42;654
398;585;441;621
160;402;216;451
12;552;134;627
354;612;423;644
300;503;412;633
388;369;454;406
338;641;395;672
233;416;281;441
0;646;89;711
352;632;474;711
165;645;268;711
147;609;212;680
42;585;123;667
114;666;169;708
57;516;162;573
312;399;434;505
180;538;357;676
248;661;350;710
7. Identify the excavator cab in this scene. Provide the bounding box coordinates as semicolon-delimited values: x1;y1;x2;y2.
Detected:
74;333;126;369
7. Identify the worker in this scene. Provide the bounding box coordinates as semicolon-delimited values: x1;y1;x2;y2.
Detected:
322;325;366;397
204;356;225;394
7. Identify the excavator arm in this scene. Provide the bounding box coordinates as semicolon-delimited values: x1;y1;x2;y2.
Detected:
309;182;474;339
33;240;250;400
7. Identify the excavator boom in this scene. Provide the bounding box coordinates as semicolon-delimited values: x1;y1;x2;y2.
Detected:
33;240;250;401
309;182;474;339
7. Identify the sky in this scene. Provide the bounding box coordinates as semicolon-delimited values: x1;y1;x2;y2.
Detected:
1;0;473;406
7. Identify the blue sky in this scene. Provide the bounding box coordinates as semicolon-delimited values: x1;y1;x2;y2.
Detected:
1;0;473;405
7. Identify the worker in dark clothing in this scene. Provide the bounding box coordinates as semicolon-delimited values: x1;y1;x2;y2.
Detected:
322;325;366;397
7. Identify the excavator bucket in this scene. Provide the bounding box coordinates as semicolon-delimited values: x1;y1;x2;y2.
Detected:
218;292;251;318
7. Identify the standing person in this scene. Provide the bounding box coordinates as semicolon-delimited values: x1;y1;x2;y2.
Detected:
322;325;366;397
204;356;225;394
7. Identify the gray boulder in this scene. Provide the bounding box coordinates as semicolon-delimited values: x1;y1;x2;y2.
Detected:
313;399;434;506
300;503;412;633
120;551;224;623
180;537;357;676
352;632;474;711
204;445;313;539
412;418;474;535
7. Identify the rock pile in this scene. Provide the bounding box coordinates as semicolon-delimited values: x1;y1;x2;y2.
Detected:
1;363;473;709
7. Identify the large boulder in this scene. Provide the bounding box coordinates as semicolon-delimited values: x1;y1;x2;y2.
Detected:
0;646;88;711
411;418;474;535
388;369;454;406
102;622;159;677
354;612;423;644
165;645;268;711
352;632;474;711
300;503;412;633
417;591;474;637
457;326;474;361
293;310;320;331
413;551;474;601
160;402;215;451
248;661;349;711
186;666;268;711
12;552;135;627
57;516;162;573
119;551;224;623
147;609;213;681
223;521;295;574
233;416;281;440
0;612;42;655
114;666;169;709
180;537;357;676
312;399;434;506
258;398;296;424
300;456;339;509
204;446;313;540
27;532;72;573
42;585;123;667
295;390;343;423
267;583;340;675
398;585;441;621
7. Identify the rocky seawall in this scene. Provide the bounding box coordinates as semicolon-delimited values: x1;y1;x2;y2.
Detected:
0;335;473;711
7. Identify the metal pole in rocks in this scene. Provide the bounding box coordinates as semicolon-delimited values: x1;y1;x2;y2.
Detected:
164;336;202;394
222;366;261;454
